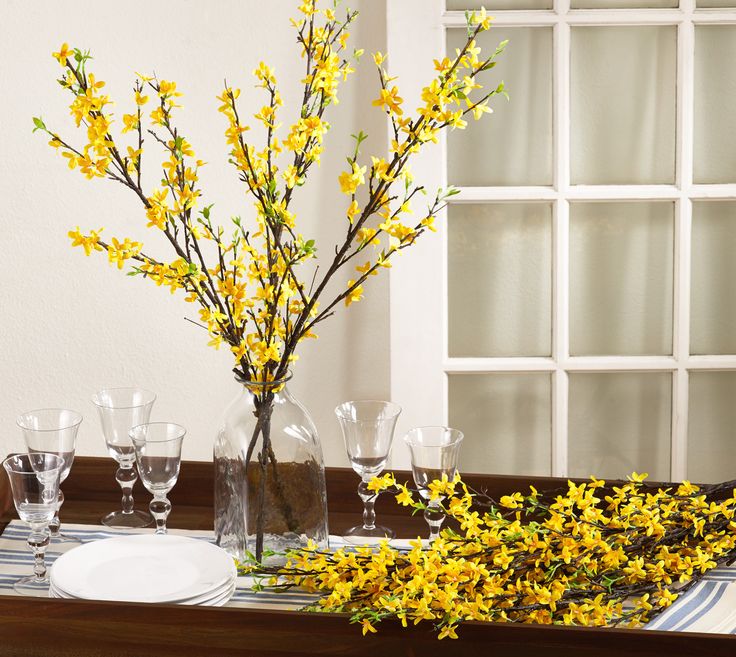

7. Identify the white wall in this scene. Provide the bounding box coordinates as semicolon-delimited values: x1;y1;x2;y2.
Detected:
0;0;390;467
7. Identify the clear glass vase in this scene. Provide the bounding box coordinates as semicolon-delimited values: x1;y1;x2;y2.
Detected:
214;373;329;563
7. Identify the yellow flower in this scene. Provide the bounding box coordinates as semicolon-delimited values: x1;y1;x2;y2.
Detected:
367;472;395;493
372;87;404;116
106;237;142;270
360;619;377;635
158;79;179;97
52;43;73;66
135;90;149;106
373;52;385;67
356;227;379;247
68;226;103;256
122;113;139;134
283;165;299;189
150;106;166;126
344;280;364;307
470;7;493;31
395;485;414;507
346;200;360;223
472;102;492;121
338;163;366;195
438;624;458;640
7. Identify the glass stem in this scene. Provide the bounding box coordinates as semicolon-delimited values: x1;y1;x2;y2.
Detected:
150;494;171;535
27;527;50;581
424;502;445;542
358;480;377;531
117;464;137;515
48;489;64;538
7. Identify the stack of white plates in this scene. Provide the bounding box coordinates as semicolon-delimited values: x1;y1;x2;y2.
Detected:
50;534;237;606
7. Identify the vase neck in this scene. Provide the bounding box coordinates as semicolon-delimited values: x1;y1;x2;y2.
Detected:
236;374;292;398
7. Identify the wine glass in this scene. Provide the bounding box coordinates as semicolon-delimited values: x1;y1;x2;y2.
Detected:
2;453;62;595
404;426;464;542
17;408;83;546
92;387;156;528
130;422;186;535
335;400;402;543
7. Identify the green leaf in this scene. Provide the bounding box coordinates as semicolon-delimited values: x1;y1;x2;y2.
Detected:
201;204;213;220
494;40;509;58
32;116;47;133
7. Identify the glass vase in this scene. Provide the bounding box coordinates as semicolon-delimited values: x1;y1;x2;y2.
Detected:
214;373;329;563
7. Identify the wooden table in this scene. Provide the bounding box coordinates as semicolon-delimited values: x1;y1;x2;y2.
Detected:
0;457;732;657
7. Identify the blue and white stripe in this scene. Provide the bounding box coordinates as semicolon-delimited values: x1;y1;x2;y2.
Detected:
0;520;321;610
1;520;735;630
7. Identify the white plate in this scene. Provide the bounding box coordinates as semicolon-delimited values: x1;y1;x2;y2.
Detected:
51;534;237;604
182;581;236;607
50;576;235;604
50;580;236;607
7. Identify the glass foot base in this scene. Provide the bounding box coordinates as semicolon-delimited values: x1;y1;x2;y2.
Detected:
50;532;83;547
342;525;395;545
14;574;50;596
101;510;153;528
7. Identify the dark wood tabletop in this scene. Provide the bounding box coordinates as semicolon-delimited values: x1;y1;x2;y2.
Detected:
0;457;732;657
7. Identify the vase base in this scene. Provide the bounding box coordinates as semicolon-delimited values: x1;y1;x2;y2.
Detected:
342;524;396;545
101;510;153;528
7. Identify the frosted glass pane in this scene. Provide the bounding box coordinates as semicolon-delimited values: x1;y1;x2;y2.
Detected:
688;372;736;484
691;202;736;354
698;1;736;6
570;202;674;356
568;373;671;481
449;373;551;476
694;26;736;183
447;0;551;8
572;0;676;6
448;203;552;357
447;27;553;186
571;26;676;184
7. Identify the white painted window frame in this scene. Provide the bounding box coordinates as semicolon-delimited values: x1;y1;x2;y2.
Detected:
388;0;736;476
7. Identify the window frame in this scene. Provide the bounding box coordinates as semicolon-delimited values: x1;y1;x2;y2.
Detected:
388;0;736;476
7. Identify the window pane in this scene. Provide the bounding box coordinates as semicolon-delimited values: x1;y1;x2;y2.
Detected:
446;1;552;8
572;0;676;6
691;202;736;354
449;373;551;476
694;26;736;183
568;373;671;481
447;27;553;186
570;202;674;356
571;26;676;184
448;203;552;357
688;372;736;484
697;1;736;6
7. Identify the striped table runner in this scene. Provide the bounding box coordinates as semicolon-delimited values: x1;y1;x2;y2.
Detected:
0;520;318;610
1;520;734;632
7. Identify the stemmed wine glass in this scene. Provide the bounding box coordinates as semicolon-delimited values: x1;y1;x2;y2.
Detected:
130;422;186;535
17;408;83;546
2;453;62;595
404;426;464;542
335;400;401;543
92;387;156;528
